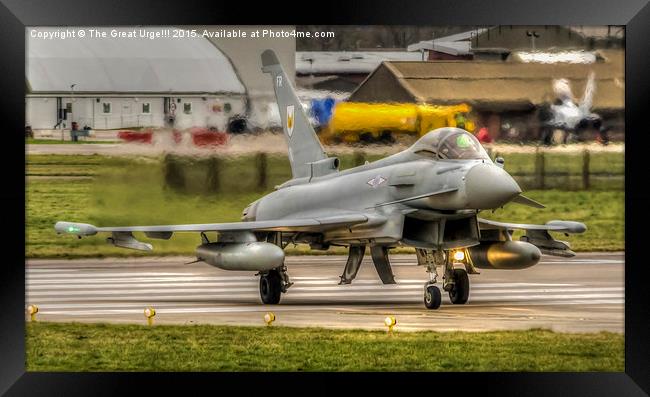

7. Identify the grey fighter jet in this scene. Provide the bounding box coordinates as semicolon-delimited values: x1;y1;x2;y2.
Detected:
55;50;587;309
538;72;606;145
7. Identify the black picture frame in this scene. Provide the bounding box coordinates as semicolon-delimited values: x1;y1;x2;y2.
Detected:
2;0;648;395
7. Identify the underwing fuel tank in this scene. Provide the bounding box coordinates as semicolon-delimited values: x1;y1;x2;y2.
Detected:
468;241;541;270
196;242;284;271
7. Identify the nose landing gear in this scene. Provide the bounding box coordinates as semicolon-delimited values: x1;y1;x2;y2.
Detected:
417;249;444;310
417;249;472;309
424;284;442;309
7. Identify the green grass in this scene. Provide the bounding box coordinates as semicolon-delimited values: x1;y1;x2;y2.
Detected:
26;153;624;257
26;322;623;372
27;138;120;145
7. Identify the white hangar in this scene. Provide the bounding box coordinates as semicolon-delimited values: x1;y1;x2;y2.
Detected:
26;27;248;132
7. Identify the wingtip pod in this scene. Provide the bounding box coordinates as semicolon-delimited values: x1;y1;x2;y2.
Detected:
261;49;280;69
546;220;587;234
54;221;97;236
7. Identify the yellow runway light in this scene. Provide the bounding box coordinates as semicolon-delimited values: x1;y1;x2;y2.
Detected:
27;305;39;322
264;312;276;326
384;316;397;333
144;307;156;326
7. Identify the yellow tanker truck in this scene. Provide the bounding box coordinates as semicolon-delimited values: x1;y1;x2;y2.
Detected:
320;102;475;143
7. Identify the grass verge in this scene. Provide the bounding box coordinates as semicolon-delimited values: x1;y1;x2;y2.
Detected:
26;322;623;372
27;138;120;144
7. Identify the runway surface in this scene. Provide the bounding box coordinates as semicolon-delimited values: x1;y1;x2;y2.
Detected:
26;252;624;333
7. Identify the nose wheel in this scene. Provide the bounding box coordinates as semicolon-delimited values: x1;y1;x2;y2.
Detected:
418;249;471;309
424;284;442;309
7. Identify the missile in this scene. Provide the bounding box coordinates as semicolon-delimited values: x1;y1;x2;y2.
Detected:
196;242;285;271
468;241;541;270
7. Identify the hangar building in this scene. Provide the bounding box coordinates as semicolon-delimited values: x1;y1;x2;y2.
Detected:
26;27;247;131
347;49;624;139
202;26;296;130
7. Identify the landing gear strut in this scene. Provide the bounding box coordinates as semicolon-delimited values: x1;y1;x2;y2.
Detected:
259;232;293;304
416;249;471;309
417;249;443;310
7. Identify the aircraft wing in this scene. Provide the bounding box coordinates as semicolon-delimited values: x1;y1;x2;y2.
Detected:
478;218;586;257
55;213;379;252
55;214;372;237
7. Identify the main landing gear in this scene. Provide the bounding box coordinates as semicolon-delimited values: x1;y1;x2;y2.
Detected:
416;249;473;310
258;265;292;304
258;232;293;304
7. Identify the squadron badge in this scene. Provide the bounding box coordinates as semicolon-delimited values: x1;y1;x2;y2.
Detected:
286;105;294;137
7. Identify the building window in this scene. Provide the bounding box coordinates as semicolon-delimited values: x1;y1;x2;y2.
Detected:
142;103;151;114
183;103;192;114
66;103;72;113
102;102;111;114
224;103;232;113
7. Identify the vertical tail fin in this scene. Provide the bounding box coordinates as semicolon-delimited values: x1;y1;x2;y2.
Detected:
579;71;596;112
261;50;327;179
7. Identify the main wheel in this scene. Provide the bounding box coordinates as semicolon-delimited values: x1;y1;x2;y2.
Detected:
448;268;469;304
260;270;282;304
424;285;442;310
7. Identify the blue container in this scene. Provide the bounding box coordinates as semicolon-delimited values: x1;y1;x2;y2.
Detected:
310;98;336;126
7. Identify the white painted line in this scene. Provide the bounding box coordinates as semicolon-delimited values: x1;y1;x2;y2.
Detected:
26;277;582;288
26;278;425;286
26;284;623;295
26;270;192;276
468;293;624;301
27;288;262;296
26;291;623;301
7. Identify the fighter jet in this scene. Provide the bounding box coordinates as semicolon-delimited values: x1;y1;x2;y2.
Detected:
55;50;586;309
538;72;607;145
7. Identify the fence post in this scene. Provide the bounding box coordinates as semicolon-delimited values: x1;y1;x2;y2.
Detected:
206;156;221;193
353;151;366;167
163;154;185;191
256;152;268;190
535;147;545;189
582;149;590;190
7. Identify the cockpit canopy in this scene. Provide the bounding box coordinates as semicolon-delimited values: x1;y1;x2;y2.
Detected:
411;127;491;161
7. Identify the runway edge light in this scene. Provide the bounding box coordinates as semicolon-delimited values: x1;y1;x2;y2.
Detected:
27;305;39;322
264;312;276;326
384;316;397;333
144;307;156;326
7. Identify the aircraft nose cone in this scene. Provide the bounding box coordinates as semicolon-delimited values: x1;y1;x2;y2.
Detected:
464;163;521;209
